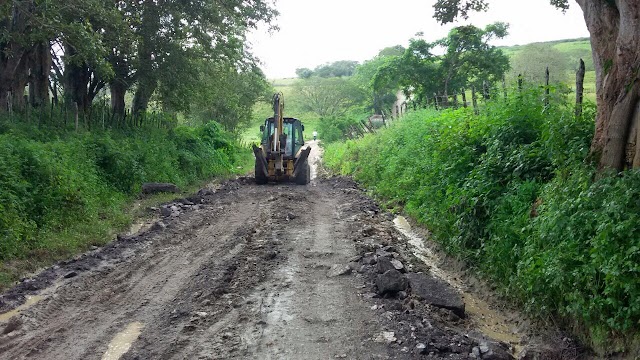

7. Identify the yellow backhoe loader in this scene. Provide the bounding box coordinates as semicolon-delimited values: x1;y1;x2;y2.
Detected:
252;93;311;184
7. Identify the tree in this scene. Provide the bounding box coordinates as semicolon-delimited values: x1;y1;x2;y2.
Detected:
353;48;404;115
293;77;365;117
372;25;508;108
434;23;510;100
313;60;359;78
434;0;640;171
295;68;314;79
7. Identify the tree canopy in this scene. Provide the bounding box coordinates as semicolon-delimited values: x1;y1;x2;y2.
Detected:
373;23;509;106
0;0;277;130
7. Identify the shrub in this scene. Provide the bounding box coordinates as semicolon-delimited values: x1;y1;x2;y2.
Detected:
324;87;638;352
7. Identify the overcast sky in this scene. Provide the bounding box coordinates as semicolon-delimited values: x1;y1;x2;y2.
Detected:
248;0;590;79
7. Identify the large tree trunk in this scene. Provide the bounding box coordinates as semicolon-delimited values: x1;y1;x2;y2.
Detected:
132;0;159;116
28;41;52;108
577;0;640;171
63;44;91;113
110;80;127;117
0;1;32;112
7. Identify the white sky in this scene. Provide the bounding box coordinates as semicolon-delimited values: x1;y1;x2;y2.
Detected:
248;0;590;79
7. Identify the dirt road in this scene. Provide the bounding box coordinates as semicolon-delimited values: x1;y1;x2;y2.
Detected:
0;142;565;359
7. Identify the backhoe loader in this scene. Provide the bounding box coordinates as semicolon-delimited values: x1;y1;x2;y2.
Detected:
252;93;311;184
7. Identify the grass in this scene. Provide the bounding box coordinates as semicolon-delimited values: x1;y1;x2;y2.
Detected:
322;87;640;355
0;119;252;290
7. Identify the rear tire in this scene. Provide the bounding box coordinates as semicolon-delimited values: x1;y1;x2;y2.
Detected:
295;159;310;185
255;160;268;184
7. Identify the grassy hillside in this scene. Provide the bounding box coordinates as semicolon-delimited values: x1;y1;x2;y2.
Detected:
501;37;596;101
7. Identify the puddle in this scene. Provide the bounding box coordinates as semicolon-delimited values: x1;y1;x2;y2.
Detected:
101;322;144;360
0;295;43;323
393;216;522;353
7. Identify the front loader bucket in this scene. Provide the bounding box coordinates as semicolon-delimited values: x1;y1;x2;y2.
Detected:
292;147;312;178
252;144;268;179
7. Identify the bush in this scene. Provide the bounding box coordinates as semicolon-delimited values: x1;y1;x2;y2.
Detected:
324;88;640;352
0;121;246;265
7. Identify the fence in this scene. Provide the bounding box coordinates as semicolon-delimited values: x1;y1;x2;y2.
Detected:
1;98;177;132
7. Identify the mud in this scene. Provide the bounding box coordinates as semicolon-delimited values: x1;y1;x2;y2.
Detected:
0;142;581;359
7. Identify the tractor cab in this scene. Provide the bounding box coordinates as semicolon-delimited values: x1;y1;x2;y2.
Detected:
260;117;305;159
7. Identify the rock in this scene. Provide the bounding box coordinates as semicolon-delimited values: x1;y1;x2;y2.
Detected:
375;248;393;258
141;182;179;194
151;221;167;231
390;259;405;271
383;245;396;253
362;255;377;265
478;341;513;360
375;257;396;274
170;205;179;212
160;207;172;217
361;226;375;237
348;262;361;271
2;316;23;335
286;212;297;220
64;271;78;279
348;255;362;262
264;250;278;260
327;264;351;278
375;269;408;295
406;272;465;318
397;291;408;300
472;346;481;358
416;343;428;354
373;331;397;344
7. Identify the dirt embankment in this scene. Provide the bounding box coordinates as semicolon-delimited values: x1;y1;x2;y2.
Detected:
0;143;582;359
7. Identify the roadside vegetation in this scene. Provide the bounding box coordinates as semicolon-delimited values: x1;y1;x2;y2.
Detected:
324;89;640;354
0;1;275;288
0;117;251;288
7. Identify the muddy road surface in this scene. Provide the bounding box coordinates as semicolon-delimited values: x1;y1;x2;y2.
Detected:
0;143;575;359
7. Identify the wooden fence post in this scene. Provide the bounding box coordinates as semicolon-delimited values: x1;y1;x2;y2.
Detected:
518;74;523;92
544;67;550;107
453;92;459;109
502;76;507;100
74;102;79;132
482;80;490;100
575;59;585;117
471;86;479;114
461;90;467;108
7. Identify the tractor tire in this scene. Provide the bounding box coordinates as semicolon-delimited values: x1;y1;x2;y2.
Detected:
295;159;311;185
255;159;268;185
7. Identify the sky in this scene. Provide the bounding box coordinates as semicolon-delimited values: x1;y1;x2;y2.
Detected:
248;0;590;79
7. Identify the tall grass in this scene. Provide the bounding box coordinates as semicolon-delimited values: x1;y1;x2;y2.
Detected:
324;88;640;354
0;119;251;286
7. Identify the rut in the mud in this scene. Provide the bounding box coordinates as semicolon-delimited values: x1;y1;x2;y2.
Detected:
0;143;580;360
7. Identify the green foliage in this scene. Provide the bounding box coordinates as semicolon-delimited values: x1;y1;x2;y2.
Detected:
293;77;366;118
317;113;368;144
295;68;313;79
314;60;359;78
324;88;640;351
373;23;510;106
0;120;246;265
